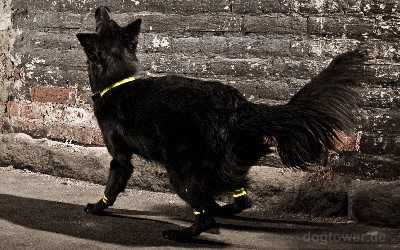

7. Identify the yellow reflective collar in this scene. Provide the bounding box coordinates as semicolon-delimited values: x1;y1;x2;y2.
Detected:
100;76;135;97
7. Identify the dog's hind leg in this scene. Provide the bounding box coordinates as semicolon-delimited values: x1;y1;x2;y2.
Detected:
163;208;217;241
163;172;219;241
217;188;253;217
85;150;133;215
163;188;253;241
205;188;253;218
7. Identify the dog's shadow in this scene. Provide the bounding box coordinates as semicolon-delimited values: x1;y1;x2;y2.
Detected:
0;194;345;248
0;194;227;248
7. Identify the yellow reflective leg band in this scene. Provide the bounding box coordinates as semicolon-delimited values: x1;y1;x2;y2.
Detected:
233;188;247;198
193;209;205;215
102;194;109;205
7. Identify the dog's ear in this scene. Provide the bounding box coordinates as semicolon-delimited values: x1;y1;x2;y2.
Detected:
95;6;111;26
122;19;141;51
76;33;100;59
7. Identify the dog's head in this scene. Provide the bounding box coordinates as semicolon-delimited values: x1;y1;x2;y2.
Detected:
76;6;141;93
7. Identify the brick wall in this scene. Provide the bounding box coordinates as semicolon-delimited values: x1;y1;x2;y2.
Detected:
6;0;400;179
0;0;13;129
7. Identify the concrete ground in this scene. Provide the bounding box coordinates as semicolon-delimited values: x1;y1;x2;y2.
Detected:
2;133;400;228
1;167;400;250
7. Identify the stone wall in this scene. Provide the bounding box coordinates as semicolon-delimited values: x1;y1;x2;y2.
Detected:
4;0;400;180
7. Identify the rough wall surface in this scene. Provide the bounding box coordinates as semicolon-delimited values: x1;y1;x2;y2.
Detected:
5;0;400;180
0;0;13;129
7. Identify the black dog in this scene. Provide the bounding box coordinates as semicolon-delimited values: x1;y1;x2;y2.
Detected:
77;6;367;241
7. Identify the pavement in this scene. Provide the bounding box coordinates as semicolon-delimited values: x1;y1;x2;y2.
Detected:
1;166;400;250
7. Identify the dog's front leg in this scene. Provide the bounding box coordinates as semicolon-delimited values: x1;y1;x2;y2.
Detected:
85;156;133;214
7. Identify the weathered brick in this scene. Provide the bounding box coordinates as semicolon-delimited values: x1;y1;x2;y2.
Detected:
12;0;147;13
146;0;231;14
223;36;292;58
290;38;360;58
12;119;103;146
5;101;20;117
136;13;243;33
308;16;375;37
141;53;322;79
360;87;400;109
6;100;101;145
374;15;400;41
231;0;263;14
361;109;400;134
232;0;369;14
102;0;147;13
360;133;400;156
14;31;76;51
22;104;39;120
261;0;300;13
9;68;88;102
77;89;94;105
171;37;203;54
335;153;400;180
7;101;95;125
167;35;292;58
31;86;77;104
363;0;399;14
244;14;308;35
371;63;400;82
141;33;173;53
364;40;400;60
17;49;85;72
211;75;292;101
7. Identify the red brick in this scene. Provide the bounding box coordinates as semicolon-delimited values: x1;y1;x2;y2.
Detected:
334;131;358;151
22;104;38;119
6;101;20;117
77;89;94;104
31;86;77;104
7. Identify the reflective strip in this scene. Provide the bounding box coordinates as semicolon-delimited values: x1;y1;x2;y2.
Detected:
233;188;247;198
102;194;109;204
193;209;205;215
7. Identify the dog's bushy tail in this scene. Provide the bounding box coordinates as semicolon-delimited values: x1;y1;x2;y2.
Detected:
238;50;369;169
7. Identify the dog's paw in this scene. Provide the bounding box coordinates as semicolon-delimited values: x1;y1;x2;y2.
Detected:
84;202;106;215
232;195;253;214
215;195;253;218
84;203;96;213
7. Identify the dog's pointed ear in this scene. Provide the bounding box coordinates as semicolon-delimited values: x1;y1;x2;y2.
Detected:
95;6;111;25
122;19;141;51
76;33;100;58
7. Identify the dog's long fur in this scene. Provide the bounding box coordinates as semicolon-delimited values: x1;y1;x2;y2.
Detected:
77;6;368;241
